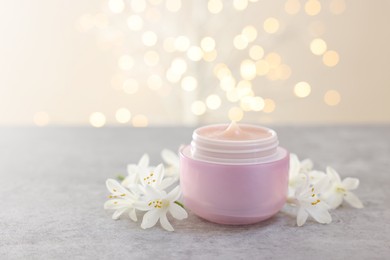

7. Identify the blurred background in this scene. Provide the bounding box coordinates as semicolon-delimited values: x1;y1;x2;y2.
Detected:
0;0;389;127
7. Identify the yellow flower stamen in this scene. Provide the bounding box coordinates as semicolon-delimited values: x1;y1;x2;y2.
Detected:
311;199;321;206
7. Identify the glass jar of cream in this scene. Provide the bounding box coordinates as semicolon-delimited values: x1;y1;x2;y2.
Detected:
179;122;289;225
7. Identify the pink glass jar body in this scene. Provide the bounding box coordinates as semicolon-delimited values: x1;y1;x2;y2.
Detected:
180;130;289;225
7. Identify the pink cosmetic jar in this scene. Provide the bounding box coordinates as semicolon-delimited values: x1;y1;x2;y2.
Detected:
179;123;289;225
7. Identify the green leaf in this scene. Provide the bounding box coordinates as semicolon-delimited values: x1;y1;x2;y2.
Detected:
174;201;185;208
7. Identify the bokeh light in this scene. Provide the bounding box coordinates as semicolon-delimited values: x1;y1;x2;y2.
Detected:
284;0;301;15
175;36;190;52
228;107;244;122
118;55;134;71
305;0;321;16
144;51;160;66
80;0;350;126
203;50;217;62
163;37;176;52
142;31;158;46
191;101;207;116
181;76;198;91
187;46;203;61
263;99;276;113
233;0;248;11
294;81;311;98
127;15;143;31
123;79;139;94
323;50;340;67
310;38;327;55
329;0;346;15
249;45;264;61
206;95;222;110
132;114;148;127
240;59;257;80
166;0;182;12
256;60;270;76
115;108;131;123
130;0;146;13
108;0;125;13
263;17;280;34
233;35;248;50
201;37;216;52
89;112;106;128
242;25;258;42
249;96;265;111
208;0;223;14
33;112;50;127
265;52;282;68
220;75;236;91
171;58;187;75
324;90;341;106
278;64;292;80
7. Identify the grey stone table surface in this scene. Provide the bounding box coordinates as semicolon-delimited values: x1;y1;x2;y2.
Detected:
1;125;389;259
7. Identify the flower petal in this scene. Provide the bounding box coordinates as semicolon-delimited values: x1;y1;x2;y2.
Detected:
104;199;132;210
160;177;176;190
106;179;134;199
166;185;181;202
342;178;359;190
169;202;188;220
297;207;309;227
133;200;152;211
127;164;138;176
323;191;343;209
129;208;137;222
161;149;180;167
141;209;161;229
138;154;149;168
289;153;300;178
301;158;313;172
306;203;332;224
154;164;165;186
314;174;331;193
121;172;139;188
308;170;326;183
326;167;341;183
344;192;364;208
143;184;166;199
159;214;174;232
294;174;310;199
165;168;179;178
112;208;128;220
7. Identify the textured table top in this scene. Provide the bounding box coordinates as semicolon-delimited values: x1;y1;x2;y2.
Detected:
1;126;389;259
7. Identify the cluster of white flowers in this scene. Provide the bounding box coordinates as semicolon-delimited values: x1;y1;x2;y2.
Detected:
287;154;363;226
104;150;188;231
104;150;363;230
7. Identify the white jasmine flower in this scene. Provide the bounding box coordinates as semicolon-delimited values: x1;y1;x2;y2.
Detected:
323;167;363;209
290;174;332;226
161;149;180;179
104;179;139;221
139;164;175;190
288;153;314;197
135;185;188;231
121;154;150;188
308;170;327;183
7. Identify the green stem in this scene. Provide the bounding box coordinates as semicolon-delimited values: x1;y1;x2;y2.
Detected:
117;174;125;181
174;201;185;208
